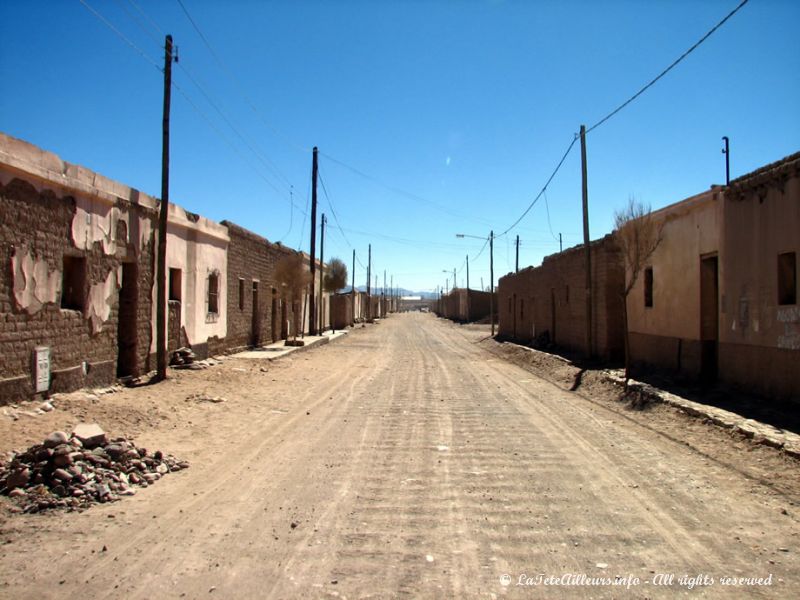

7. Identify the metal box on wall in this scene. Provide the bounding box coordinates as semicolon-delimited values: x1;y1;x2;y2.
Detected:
33;346;50;393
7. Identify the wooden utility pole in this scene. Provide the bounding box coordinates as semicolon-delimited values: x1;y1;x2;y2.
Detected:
515;235;519;273
580;125;593;358
351;249;356;324
366;244;371;320
318;213;326;334
156;34;175;382
308;147;318;336
559;233;563;253
466;254;470;321
489;230;495;336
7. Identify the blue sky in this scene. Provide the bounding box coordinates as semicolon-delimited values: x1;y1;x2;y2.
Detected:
1;0;798;293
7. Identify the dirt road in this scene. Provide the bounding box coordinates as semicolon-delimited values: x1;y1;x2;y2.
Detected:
1;313;798;598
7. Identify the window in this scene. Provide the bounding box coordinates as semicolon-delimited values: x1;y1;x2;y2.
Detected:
61;256;86;310
778;252;796;305
238;278;245;310
169;268;182;301
644;267;654;308
208;272;219;314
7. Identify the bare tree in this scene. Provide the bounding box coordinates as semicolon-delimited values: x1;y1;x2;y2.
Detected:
324;258;348;333
274;253;310;344
614;197;664;388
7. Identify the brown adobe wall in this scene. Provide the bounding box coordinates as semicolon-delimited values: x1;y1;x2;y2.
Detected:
0;178;156;402
497;235;624;360
222;222;296;352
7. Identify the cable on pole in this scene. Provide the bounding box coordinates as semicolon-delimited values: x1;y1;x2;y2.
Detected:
586;0;750;134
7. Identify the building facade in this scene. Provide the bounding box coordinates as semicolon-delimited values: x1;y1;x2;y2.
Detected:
497;235;625;361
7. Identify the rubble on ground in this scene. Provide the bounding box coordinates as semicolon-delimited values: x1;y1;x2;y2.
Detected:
170;347;222;370
0;423;188;513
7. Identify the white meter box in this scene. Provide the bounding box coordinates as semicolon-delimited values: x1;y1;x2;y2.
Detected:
33;346;50;393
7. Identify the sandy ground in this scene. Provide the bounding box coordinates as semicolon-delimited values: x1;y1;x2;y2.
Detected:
1;312;798;599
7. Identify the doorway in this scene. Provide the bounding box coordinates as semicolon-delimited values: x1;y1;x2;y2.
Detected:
700;255;719;380
251;281;260;347
271;287;278;342
117;263;138;377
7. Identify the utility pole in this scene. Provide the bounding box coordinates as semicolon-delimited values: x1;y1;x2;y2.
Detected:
515;235;519;273
383;269;386;317
489;230;495;336
390;274;393;313
366;244;371;320
453;267;457;290
318;213;326;334
156;34;176;382
351;249;356;324
466;254;470;321
559;233;563;253
722;136;730;185
308;147;318;335
580;125;593;358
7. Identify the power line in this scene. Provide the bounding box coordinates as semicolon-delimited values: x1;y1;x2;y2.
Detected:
317;166;354;249
127;0;164;37
175;61;294;194
320;151;494;227
586;0;749;134
81;0;304;228
78;0;161;71
500;134;578;236
175;0;309;155
542;189;559;242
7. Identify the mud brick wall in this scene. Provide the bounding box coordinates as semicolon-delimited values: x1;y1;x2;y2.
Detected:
0;178;156;402
330;293;352;330
222;222;297;351
497;235;624;360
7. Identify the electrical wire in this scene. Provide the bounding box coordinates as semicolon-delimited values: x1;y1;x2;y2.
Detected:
586;0;749;134
542;189;559;242
500;134;578;236
320;151;494;227
175;61;294;195
175;0;309;155
78;0;161;71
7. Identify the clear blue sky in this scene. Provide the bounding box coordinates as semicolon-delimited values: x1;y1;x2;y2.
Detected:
1;0;798;294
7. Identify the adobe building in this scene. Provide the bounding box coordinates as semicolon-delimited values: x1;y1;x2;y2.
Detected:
625;153;799;399
0;133;158;401
497;235;625;361
439;288;494;322
161;204;229;360
221;221;296;351
719;153;799;399
624;188;722;378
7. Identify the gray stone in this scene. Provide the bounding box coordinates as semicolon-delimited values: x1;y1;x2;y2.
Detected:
71;423;107;449
44;431;69;448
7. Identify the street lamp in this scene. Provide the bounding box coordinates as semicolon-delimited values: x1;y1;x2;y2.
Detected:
456;231;495;336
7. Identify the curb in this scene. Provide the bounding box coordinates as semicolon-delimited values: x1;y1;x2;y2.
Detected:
604;371;800;460
493;340;800;461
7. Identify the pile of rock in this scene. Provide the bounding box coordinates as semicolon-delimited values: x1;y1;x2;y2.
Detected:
0;424;188;513
170;346;197;367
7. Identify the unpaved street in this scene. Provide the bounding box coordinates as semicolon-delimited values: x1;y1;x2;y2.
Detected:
1;312;799;599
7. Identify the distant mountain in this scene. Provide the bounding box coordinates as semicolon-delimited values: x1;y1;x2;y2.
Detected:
341;286;437;299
